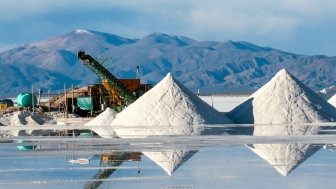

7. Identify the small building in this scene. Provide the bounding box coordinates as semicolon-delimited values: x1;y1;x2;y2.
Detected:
0;99;14;110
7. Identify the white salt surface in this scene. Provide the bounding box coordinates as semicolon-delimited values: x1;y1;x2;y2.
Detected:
85;108;117;138
227;69;336;176
328;94;336;107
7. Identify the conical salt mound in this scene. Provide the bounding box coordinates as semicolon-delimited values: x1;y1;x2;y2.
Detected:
85;108;117;138
111;72;233;137
227;69;336;176
228;69;336;126
328;94;336;107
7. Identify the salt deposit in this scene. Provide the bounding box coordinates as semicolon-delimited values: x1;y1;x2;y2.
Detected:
111;73;232;137
227;69;336;176
109;73;232;175
328;94;336;107
1;110;56;136
228;69;336;127
85;108;117;138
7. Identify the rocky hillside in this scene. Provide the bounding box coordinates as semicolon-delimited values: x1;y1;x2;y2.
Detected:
0;29;335;97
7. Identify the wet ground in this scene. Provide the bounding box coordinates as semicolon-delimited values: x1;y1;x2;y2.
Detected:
1;124;336;189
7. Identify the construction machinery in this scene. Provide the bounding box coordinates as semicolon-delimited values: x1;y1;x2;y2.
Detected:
76;51;149;113
48;51;149;116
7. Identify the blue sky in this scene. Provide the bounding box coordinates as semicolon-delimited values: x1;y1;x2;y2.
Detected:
1;0;336;56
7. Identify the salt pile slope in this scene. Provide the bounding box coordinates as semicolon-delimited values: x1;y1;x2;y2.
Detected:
111;73;233;175
328;94;336;107
227;69;336;176
111;73;233;137
85;108;117;138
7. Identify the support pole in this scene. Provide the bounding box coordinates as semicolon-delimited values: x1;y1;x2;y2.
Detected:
48;89;50;113
32;85;35;112
90;86;93;116
38;88;42;111
64;83;68;118
72;84;74;114
58;91;61;113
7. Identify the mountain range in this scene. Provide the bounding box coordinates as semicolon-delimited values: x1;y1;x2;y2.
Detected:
0;29;335;97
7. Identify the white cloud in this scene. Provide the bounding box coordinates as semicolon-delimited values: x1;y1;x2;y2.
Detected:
189;9;299;37
1;0;336;55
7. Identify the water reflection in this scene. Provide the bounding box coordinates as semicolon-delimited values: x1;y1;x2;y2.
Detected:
246;122;322;176
83;152;141;189
1;125;336;188
142;150;197;175
248;143;321;176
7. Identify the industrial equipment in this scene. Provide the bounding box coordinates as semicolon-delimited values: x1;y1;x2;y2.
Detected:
77;51;148;112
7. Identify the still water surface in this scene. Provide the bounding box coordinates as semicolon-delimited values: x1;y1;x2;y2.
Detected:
0;125;336;189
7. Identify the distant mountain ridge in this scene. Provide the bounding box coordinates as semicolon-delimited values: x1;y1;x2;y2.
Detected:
0;29;335;97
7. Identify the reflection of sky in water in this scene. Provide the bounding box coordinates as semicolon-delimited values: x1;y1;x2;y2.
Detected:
0;142;336;189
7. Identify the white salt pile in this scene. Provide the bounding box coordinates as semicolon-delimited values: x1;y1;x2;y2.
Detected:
328;94;336;107
85;108;117;138
227;69;336;176
111;73;232;137
228;69;336;126
2;110;56;136
109;73;232;175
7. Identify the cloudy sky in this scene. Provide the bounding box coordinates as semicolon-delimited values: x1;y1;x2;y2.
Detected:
1;0;336;56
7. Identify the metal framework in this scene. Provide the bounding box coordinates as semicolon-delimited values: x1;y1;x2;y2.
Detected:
78;51;136;111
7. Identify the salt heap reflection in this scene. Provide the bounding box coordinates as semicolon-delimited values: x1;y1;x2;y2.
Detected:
228;69;336;176
248;133;322;176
